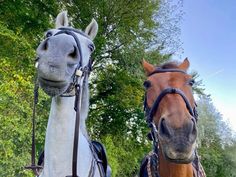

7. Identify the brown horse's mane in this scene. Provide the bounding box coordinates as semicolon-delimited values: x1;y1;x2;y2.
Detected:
158;61;180;69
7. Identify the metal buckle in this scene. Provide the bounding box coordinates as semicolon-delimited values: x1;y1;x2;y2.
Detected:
25;165;43;176
76;69;83;77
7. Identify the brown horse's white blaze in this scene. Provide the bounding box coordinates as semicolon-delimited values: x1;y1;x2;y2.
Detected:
142;58;197;177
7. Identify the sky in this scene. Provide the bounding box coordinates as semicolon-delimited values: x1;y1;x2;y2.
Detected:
176;0;236;131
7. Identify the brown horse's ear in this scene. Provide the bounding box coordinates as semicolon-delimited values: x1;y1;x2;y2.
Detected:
142;59;155;76
179;58;190;71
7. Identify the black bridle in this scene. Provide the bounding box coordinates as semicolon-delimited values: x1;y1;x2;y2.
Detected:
144;68;198;128
25;27;101;177
143;68;199;176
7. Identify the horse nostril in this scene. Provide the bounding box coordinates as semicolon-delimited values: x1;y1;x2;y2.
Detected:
41;39;48;51
159;118;172;139
191;118;197;133
69;46;77;58
189;118;197;142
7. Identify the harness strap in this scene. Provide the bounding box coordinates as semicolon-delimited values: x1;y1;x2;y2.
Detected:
26;27;99;177
53;28;88;177
141;68;202;177
147;156;152;177
70;83;81;177
139;151;160;177
88;158;96;177
25;76;43;176
146;88;195;128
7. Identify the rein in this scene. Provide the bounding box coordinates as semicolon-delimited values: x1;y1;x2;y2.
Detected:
25;76;43;175
25;28;99;177
143;68;199;177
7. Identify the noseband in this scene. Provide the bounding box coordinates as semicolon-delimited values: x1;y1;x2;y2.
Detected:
49;27;95;97
36;27;95;96
54;27;95;68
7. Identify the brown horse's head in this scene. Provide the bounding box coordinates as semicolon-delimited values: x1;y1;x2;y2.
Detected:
143;58;197;164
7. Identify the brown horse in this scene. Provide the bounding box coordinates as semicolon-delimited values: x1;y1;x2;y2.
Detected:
140;59;205;177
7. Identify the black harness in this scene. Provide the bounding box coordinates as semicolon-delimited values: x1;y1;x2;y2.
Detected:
141;68;199;177
144;68;198;127
25;27;108;177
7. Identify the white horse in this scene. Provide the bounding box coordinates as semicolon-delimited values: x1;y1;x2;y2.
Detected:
35;11;107;177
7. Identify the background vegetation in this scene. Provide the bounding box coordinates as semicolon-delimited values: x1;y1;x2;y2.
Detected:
0;0;235;176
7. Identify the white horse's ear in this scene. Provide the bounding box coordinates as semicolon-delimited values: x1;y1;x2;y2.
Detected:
55;11;69;28
85;19;98;40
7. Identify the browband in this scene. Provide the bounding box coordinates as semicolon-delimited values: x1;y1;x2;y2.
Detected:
148;68;187;77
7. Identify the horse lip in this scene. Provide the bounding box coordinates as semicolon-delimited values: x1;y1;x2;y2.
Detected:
40;77;63;83
38;77;67;87
163;152;194;164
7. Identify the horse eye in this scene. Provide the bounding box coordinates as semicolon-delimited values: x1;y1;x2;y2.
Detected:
143;80;151;89
46;31;53;38
188;79;195;86
88;44;95;52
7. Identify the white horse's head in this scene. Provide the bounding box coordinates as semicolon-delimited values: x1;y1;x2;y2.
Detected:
36;11;98;96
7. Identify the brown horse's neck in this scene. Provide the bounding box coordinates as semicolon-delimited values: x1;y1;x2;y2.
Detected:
158;150;193;177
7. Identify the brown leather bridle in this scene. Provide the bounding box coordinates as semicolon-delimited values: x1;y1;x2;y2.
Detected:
143;68;200;177
144;68;198;127
25;28;106;177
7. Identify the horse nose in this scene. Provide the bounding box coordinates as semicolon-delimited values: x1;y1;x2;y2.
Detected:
178;117;197;143
38;39;49;52
159;118;173;139
37;37;77;59
159;117;197;142
188;118;197;143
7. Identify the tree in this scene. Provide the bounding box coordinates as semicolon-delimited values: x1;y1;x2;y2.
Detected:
0;0;187;176
0;23;35;177
197;96;236;177
152;0;184;55
0;2;58;175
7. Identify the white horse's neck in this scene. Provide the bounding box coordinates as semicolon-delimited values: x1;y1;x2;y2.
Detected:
39;82;99;177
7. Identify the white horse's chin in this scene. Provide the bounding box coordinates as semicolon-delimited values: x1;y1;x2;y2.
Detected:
39;83;68;97
38;76;70;96
41;86;68;97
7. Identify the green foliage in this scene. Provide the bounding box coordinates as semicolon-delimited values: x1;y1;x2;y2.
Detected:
0;23;34;177
101;135;151;177
197;96;236;177
62;0;161;73
1;1;235;177
89;67;143;135
0;0;59;44
191;71;206;96
0;1;163;176
88;66;152;176
0;19;50;177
